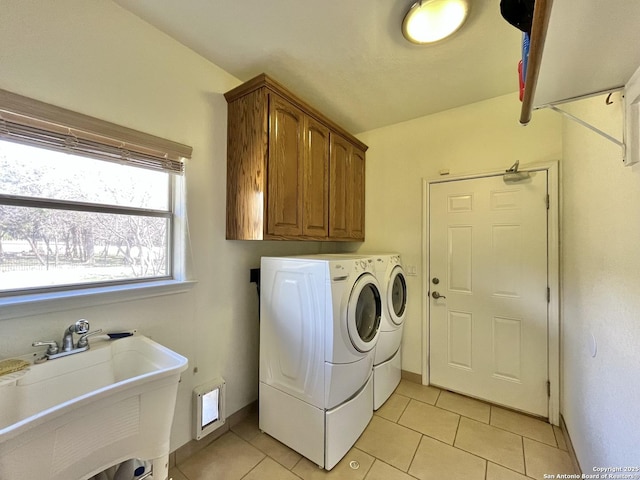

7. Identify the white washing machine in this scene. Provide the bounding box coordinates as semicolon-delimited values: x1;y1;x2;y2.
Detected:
371;253;407;410
259;255;382;470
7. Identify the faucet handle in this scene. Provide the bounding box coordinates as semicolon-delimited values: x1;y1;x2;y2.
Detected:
32;340;59;355
77;329;103;348
73;319;90;334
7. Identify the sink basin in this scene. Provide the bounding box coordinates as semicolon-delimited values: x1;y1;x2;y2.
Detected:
0;335;188;480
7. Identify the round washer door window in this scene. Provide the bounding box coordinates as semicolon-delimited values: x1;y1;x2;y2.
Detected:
347;273;382;352
388;266;407;326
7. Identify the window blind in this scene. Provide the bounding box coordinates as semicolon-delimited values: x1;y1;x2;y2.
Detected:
0;88;192;174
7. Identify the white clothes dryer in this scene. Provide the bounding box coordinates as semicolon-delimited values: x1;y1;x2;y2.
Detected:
320;253;408;410
259;255;382;470
372;254;407;363
370;253;407;409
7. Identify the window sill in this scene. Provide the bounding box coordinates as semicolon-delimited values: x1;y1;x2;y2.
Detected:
0;280;197;321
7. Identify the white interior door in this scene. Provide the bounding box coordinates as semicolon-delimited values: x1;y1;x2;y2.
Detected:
429;172;549;417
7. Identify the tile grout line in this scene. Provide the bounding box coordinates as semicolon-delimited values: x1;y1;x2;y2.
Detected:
267;449;304;479
406;398;496;440
424;431;494;480
371;457;422;480
398;395;411;420
452;444;526;476
360;451;375;479
433;386;442;405
238;456;268;480
482;422;558;448
487;461;540;480
434;405;491;424
448;414;492;480
248;434;303;471
436;390;493;420
521;434;527;477
384;392;424;477
452;411;462;446
413;428;492;465
384;393;412;424
405;433;424;476
394;399;461;445
483;407;560;449
290;455;303;472
450;426;527;477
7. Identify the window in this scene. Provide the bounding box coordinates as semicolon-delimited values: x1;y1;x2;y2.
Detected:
0;89;192;296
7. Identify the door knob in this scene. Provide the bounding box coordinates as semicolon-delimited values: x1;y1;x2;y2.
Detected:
431;291;446;300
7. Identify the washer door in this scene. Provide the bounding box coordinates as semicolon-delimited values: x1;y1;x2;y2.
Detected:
387;266;407;326
347;273;382;352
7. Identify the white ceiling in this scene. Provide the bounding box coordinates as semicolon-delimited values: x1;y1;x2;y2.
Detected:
113;0;522;134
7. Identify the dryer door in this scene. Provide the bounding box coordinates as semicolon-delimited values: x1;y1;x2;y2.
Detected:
347;273;382;352
388;266;407;326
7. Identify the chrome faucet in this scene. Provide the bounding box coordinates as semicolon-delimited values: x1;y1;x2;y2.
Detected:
62;319;90;352
32;319;103;361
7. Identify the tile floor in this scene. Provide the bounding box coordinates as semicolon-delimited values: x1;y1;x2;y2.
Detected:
170;380;578;480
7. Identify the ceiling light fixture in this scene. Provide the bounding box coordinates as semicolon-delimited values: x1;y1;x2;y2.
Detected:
402;0;470;44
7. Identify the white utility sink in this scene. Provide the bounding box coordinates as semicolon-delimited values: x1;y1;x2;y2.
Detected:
0;335;188;480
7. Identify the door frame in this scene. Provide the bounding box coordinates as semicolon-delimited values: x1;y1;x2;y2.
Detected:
421;161;560;425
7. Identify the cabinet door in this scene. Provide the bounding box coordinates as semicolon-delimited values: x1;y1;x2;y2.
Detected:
329;134;351;239
303;117;330;237
267;94;304;236
226;87;268;240
329;134;366;240
349;147;365;240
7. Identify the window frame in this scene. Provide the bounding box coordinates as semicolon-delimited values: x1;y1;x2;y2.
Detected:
0;89;192;299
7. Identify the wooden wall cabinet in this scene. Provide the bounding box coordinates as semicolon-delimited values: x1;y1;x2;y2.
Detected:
225;74;367;241
329;133;365;240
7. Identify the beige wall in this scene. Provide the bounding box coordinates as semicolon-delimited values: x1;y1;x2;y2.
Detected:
561;93;640;468
0;0;351;451
357;95;562;373
4;0;636;470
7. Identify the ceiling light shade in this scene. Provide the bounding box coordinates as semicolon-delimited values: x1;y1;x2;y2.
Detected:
402;0;470;44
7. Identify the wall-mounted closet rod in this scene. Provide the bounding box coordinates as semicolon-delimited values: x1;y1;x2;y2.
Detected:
519;0;552;125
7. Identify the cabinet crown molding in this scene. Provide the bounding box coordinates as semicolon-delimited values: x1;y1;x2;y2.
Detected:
225;73;367;152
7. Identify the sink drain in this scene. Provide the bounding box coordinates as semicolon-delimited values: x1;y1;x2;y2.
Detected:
349;460;360;470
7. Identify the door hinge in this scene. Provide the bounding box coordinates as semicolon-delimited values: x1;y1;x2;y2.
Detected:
545;194;550;210
547;380;551;397
547;287;550;303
